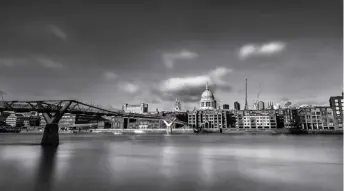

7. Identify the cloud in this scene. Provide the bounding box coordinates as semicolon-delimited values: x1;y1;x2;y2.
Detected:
103;72;118;79
119;82;140;94
36;57;64;69
0;57;65;69
0;58;27;67
295;99;328;106
280;97;290;102
48;25;67;40
151;67;233;102
162;49;198;69
239;42;286;59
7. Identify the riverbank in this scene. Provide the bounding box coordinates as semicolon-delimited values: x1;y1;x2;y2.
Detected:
86;128;344;135
12;128;343;135
91;128;194;135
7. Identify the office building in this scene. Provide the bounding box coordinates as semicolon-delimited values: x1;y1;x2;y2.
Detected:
234;110;277;129
222;104;230;110
126;118;162;129
39;113;47;127
122;103;148;114
59;113;76;128
274;109;284;128
29;116;41;127
108;116;123;129
298;106;336;130
234;102;240;110
5;113;25;127
258;101;265;110
188;109;233;129
329;94;343;129
282;109;300;128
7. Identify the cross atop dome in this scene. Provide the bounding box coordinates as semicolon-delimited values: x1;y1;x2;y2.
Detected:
206;82;209;90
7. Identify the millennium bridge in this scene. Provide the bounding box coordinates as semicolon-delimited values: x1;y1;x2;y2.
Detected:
0;100;186;146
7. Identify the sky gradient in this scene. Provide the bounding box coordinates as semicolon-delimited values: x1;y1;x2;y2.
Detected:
0;0;342;111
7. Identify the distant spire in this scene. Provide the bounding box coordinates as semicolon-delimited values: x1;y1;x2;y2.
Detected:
206;82;209;90
244;78;248;110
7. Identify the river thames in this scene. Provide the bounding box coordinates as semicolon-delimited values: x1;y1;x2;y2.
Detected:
0;133;342;191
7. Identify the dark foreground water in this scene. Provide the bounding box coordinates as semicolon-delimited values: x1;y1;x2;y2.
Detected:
0;133;342;191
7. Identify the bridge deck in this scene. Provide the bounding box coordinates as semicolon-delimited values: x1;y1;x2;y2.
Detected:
0;100;180;120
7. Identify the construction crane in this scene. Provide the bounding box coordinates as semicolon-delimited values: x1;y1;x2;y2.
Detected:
257;82;263;99
253;82;263;110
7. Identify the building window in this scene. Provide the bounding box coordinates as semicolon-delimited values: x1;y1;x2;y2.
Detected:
206;102;210;107
201;102;204;107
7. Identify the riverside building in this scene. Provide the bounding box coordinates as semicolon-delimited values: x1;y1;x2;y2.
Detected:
298;106;336;130
58;113;76;128
5;113;25;127
279;108;300;128
234;110;277;129
329;94;343;129
122;103;148;114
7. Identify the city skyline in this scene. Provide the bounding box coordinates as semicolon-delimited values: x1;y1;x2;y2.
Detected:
0;0;342;111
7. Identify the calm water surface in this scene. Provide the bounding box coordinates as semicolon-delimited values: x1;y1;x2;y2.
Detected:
0;133;342;191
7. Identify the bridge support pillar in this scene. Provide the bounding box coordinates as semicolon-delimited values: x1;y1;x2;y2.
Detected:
166;125;173;134
40;101;72;147
41;124;59;146
163;118;176;135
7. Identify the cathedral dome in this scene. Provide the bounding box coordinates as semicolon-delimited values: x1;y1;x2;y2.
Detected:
201;82;215;101
201;89;214;100
199;82;216;110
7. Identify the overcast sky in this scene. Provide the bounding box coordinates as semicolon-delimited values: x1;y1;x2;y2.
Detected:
0;0;342;111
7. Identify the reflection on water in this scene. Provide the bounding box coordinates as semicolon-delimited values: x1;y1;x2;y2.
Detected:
0;134;342;191
160;146;177;178
199;147;215;185
34;146;57;191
